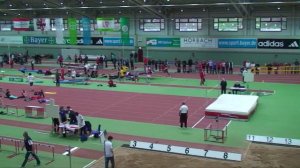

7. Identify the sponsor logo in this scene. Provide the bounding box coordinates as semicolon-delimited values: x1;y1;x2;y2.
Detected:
288;41;299;48
257;40;284;47
146;39;157;45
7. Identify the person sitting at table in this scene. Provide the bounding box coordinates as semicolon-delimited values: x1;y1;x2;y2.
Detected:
108;79;116;87
232;81;242;94
67;106;77;125
59;106;67;136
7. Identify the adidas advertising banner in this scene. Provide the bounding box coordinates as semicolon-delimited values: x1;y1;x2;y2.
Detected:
257;39;300;49
181;37;218;48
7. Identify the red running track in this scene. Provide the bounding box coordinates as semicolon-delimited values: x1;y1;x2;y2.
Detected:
0;83;227;129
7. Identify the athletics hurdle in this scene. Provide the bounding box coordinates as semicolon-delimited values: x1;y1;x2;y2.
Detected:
0;136;21;158
33;143;55;165
5;104;22;117
204;118;228;143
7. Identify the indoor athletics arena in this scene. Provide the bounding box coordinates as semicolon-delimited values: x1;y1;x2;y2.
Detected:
0;0;300;168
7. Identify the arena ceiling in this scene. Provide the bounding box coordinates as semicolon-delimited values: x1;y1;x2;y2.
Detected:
0;0;299;18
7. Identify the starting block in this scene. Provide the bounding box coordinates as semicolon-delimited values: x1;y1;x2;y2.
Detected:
8;77;23;82
204;120;228;143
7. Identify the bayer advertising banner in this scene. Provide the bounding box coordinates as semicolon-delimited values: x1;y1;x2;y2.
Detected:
180;37;218;48
218;39;257;48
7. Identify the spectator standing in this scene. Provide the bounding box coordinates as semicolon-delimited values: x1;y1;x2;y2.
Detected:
55;69;60;87
0;55;3;67
220;78;227;94
104;135;115;168
57;55;63;68
76;112;86;135
20;131;40;168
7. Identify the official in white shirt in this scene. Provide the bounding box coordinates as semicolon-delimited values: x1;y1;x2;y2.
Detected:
179;102;189;128
104;135;115;168
27;73;35;87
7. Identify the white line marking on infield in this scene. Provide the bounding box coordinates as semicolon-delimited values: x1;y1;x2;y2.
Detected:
225;120;232;127
62;147;79;155
35;130;50;135
83;160;97;168
192;116;205;128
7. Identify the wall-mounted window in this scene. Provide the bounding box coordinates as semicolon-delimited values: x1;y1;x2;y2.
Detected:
175;18;202;32
256;17;287;32
0;21;12;31
139;18;164;32
213;18;243;32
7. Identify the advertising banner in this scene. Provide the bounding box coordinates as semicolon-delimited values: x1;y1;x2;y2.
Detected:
120;17;130;45
33;18;51;31
23;36;56;44
82;17;91;45
64;37;103;45
146;38;180;47
0;36;23;44
12;18;30;31
96;18;116;31
181;37;218;48
257;39;300;49
68;18;77;45
103;37;134;46
218;39;257;48
55;18;64;44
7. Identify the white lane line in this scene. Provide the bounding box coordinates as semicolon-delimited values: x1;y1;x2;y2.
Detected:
207;84;219;93
225;120;232;127
192;116;205;128
62;147;79;155
83;160;97;168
